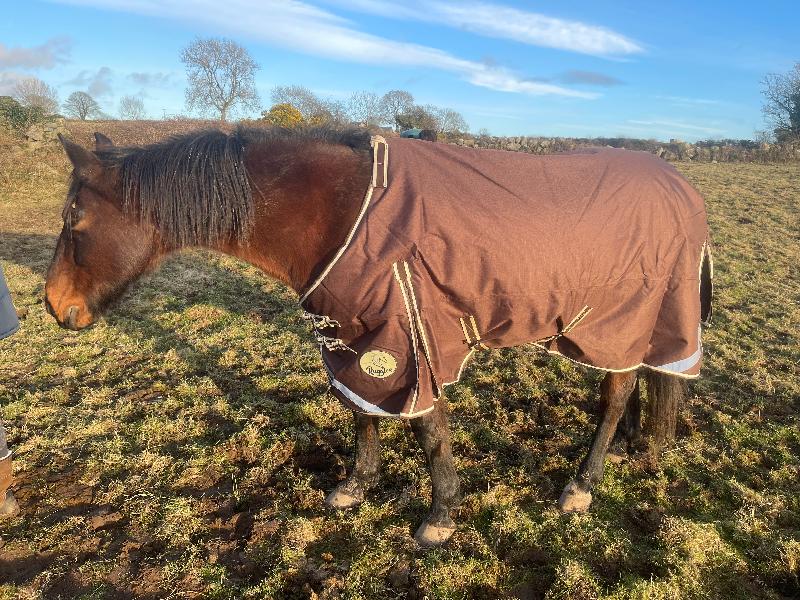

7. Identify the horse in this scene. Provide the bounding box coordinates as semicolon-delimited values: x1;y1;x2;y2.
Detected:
45;127;712;547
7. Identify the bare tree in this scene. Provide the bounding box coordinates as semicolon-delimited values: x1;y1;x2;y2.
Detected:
119;95;146;120
13;77;59;115
761;62;800;141
380;90;414;131
347;91;382;127
181;37;260;121
270;85;344;124
63;91;101;120
323;99;349;126
433;107;468;134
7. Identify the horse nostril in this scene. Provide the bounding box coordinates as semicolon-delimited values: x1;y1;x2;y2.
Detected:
65;305;80;330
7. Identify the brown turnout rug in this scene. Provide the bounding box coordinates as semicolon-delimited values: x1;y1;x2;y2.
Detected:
300;137;712;417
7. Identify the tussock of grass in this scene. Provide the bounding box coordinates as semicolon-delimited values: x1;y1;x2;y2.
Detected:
1;141;798;598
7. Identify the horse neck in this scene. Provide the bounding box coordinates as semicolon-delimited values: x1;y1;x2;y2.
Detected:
217;139;372;293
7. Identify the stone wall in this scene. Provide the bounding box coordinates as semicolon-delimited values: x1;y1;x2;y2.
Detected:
14;118;800;163
24;118;68;148
449;135;800;163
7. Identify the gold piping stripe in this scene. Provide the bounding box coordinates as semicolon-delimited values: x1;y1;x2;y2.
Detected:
392;262;420;414
299;135;385;303
401;262;436;385
459;317;473;345
371;144;378;186
531;342;701;380
468;315;488;349
441;349;476;387
561;306;593;334
381;141;389;187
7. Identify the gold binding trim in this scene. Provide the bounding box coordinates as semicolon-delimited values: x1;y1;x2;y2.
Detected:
392;262;420;415
468;315;488;349
299;135;387;303
459;317;473;346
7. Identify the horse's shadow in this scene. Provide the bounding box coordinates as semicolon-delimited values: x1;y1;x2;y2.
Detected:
4;237;338;492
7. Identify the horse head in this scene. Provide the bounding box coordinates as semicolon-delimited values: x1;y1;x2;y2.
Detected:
45;133;161;330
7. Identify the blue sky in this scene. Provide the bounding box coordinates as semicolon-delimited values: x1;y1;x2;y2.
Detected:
1;0;797;140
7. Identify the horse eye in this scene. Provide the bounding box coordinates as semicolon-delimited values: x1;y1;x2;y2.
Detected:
70;203;84;223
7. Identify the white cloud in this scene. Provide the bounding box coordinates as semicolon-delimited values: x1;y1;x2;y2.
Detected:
327;0;643;57
52;0;596;98
0;37;72;69
65;66;114;96
128;71;173;88
467;67;597;98
0;72;28;95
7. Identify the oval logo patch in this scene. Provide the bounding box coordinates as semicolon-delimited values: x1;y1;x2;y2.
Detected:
359;350;397;378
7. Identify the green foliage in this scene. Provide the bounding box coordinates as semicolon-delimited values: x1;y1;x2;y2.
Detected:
396;104;439;131
260;102;305;127
0;95;49;133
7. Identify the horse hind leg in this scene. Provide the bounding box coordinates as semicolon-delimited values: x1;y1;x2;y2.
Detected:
559;371;637;513
409;400;462;547
608;376;643;461
643;370;687;458
325;412;381;509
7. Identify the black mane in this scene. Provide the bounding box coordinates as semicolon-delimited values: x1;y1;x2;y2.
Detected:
96;126;371;248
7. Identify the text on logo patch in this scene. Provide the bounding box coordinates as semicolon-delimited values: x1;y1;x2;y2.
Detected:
359;350;397;378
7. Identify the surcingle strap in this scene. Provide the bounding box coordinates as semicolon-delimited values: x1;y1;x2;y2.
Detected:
536;306;593;345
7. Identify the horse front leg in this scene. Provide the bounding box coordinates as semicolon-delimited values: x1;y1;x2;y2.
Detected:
410;400;462;547
559;371;637;513
325;412;381;509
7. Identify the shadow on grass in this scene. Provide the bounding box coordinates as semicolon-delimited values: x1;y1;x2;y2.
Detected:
0;231;57;276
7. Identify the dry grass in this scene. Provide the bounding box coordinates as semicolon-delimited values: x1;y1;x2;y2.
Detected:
0;128;798;599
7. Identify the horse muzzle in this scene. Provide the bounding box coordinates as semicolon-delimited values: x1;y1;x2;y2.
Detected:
44;296;92;331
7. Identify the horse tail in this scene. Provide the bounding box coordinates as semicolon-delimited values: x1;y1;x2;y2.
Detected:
642;370;687;456
700;242;713;324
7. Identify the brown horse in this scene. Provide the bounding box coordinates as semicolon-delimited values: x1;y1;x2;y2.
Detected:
45;128;701;547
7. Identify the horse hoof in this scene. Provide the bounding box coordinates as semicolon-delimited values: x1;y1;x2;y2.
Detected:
324;485;364;510
414;521;455;548
558;481;593;513
0;491;20;518
607;439;628;464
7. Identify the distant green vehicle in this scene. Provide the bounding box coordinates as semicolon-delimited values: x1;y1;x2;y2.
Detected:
400;128;437;141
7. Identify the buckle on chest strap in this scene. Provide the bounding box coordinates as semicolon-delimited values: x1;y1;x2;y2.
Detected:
302;311;355;353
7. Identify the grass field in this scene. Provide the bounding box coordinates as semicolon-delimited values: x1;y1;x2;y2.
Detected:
0;131;798;599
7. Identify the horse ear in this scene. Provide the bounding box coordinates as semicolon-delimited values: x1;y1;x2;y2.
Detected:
94;132;114;151
58;134;102;180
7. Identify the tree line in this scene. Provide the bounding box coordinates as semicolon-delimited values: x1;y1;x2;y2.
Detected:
0;79;147;129
261;86;467;133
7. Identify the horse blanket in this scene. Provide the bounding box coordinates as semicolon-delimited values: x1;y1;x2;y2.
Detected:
300;136;713;418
